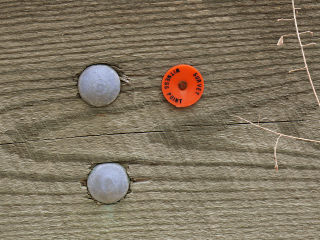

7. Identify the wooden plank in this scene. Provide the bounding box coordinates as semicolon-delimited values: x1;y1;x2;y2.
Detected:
0;0;319;239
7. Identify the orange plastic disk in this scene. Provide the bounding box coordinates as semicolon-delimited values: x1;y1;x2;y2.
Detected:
162;64;204;107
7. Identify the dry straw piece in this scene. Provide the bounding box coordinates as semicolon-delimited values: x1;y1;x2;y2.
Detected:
238;0;320;170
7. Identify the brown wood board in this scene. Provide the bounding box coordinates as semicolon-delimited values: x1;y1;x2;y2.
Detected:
0;0;319;239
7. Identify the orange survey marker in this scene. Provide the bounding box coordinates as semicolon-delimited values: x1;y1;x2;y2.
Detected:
162;64;204;107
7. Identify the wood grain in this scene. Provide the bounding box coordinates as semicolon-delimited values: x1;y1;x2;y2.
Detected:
0;0;319;239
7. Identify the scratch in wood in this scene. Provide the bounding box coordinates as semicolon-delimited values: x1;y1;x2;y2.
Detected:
227;119;304;126
0;129;195;146
131;177;152;183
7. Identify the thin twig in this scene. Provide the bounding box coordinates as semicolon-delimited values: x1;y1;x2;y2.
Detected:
302;42;317;47
291;0;320;107
282;31;313;37
235;116;320;144
299;31;313;36
235;116;320;170
237;1;319;171
277;31;313;46
277;18;294;21
288;67;305;73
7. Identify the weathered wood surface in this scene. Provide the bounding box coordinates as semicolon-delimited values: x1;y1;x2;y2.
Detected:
0;0;320;239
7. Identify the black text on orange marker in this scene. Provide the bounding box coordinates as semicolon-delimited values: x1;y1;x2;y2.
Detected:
162;64;204;107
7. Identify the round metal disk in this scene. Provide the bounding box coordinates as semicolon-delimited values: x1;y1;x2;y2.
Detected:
87;163;129;204
78;64;120;107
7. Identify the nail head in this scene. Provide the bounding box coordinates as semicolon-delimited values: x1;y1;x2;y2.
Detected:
87;163;129;204
78;64;120;107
